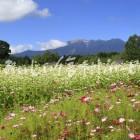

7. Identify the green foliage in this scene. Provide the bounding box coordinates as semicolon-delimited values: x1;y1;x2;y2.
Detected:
77;52;120;64
0;40;11;59
9;56;31;66
33;51;59;64
124;34;140;61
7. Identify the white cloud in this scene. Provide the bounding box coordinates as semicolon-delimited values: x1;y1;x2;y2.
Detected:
0;0;50;22
11;40;67;54
35;8;51;17
11;44;33;54
38;40;68;50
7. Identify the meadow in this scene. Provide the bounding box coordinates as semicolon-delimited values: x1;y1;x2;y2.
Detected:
0;62;140;140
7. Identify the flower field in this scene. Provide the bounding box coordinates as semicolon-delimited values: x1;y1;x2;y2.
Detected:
0;63;140;140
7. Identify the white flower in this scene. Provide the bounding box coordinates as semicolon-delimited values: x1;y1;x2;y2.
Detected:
101;117;108;122
108;126;114;129
128;119;134;123
109;105;114;110
91;129;96;133
131;99;136;102
9;113;16;117
13;124;19;128
20;117;26;120
119;118;125;123
32;134;37;138
85;122;91;125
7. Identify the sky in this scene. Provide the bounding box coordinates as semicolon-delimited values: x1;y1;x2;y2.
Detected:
0;0;140;53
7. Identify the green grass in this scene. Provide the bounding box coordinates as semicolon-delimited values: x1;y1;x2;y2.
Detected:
0;64;139;139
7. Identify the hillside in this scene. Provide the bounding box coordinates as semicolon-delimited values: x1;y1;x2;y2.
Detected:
15;39;125;57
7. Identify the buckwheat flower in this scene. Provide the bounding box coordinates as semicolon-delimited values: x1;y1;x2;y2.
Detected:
22;105;36;113
96;126;102;132
9;113;16;117
90;132;94;136
96;126;100;129
108;126;114;129
32;134;37;138
101;117;108;122
119;118;125;123
5;113;16;120
19;123;23;126
131;99;136;102
109;105;114;110
20;117;26;120
111;129;115;132
66;123;72;127
116;101;121;104
13;124;19;128
85;122;90;125
76;120;81;124
67;120;72;123
49;99;55;104
128;119;134;123
91;129;96;133
39;112;47;117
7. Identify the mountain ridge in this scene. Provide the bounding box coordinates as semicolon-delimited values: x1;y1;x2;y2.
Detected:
14;39;125;57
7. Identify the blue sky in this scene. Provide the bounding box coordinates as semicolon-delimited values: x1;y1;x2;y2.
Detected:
0;0;140;53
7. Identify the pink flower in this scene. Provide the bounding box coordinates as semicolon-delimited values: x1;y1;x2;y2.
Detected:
134;134;140;140
129;133;135;139
110;83;117;89
60;111;67;117
110;83;118;92
80;96;91;103
128;133;140;140
94;107;100;114
5;113;16;121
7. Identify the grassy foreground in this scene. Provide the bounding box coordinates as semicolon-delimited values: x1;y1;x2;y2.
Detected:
0;63;140;139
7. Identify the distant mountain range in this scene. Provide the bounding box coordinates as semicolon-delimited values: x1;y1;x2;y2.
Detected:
15;39;125;57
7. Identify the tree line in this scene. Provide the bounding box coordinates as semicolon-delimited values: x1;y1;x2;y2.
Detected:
0;34;140;65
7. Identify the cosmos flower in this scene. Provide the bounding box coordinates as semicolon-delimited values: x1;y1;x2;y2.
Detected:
94;107;100;113
80;96;91;103
128;133;140;140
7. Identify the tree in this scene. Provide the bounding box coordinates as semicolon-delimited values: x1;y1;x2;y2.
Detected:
9;56;31;65
33;51;59;64
124;35;140;61
0;40;11;59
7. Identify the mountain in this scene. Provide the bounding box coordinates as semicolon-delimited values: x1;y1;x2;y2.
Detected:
15;50;44;58
15;39;125;57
